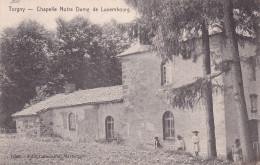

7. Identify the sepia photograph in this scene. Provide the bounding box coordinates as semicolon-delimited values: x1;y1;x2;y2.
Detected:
0;0;259;164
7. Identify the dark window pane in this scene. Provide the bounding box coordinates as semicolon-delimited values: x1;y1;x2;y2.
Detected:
69;113;76;130
163;111;174;139
106;116;114;140
167;120;170;128
108;124;111;130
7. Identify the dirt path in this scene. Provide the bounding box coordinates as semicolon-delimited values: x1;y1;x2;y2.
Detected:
0;136;232;165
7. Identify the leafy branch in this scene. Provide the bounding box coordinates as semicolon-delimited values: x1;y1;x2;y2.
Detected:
158;69;226;109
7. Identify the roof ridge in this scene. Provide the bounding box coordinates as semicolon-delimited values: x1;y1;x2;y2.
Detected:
12;85;123;117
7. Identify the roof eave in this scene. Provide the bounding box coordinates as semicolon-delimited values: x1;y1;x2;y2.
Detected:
12;113;38;119
117;50;150;57
12;98;124;118
46;98;124;111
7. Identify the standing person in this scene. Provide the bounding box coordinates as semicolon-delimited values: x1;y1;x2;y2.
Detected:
154;137;162;149
232;139;242;163
176;135;185;151
192;131;200;159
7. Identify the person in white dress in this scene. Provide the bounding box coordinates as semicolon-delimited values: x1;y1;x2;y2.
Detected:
176;135;185;151
192;131;200;159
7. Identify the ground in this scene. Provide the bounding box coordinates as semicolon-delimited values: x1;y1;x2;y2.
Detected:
0;134;232;165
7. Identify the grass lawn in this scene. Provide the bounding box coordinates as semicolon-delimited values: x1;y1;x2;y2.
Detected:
0;134;232;165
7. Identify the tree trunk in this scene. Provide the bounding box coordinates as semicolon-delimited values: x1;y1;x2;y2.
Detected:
201;20;217;158
253;16;260;65
223;0;254;162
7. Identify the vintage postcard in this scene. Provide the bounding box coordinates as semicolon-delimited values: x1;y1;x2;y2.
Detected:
0;0;259;164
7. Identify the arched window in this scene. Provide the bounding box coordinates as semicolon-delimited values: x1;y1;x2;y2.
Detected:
105;116;114;141
163;111;174;140
68;113;76;130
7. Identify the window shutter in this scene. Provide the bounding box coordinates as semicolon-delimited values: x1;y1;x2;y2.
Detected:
161;62;164;85
166;64;172;84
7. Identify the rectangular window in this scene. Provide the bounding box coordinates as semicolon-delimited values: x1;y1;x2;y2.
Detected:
250;94;258;113
162;63;172;85
163;66;167;84
249;57;256;81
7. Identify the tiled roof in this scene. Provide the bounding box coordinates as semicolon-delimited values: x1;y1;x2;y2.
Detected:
12;85;123;117
117;42;151;57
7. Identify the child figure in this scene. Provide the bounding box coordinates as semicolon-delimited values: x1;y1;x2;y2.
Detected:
232;139;242;163
192;131;200;159
154;137;162;149
176;135;185;151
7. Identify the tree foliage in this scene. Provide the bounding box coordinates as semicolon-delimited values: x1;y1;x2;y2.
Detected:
126;0;259;107
0;17;132;127
49;17;101;91
125;0;259;160
49;17;131;92
0;20;53;127
24;85;50;108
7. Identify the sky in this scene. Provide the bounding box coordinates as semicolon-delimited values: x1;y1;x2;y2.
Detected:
0;0;138;32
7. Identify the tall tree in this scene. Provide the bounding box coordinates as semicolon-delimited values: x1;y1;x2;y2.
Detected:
51;17;131;92
201;20;217;158
54;17;101;90
223;0;254;162
99;22;132;86
234;0;260;66
126;0;218;158
0;20;52;127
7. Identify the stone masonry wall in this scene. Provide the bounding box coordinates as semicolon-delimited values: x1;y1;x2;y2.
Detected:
15;116;41;137
41;105;98;141
37;102;123;142
220;36;259;156
120;34;227;156
97;102;125;140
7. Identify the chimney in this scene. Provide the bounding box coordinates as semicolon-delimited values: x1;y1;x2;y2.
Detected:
64;84;76;94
